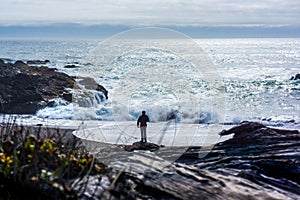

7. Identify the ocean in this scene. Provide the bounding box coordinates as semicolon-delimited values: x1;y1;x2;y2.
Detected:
0;37;299;147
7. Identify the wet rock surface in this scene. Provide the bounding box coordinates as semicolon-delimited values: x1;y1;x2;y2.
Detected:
3;122;299;199
290;73;300;80
106;122;300;199
76;76;108;100
64;64;80;68
26;59;50;65
124;141;160;152
0;59;107;114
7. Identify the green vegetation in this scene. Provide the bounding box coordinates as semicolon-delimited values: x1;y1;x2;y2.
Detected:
0;120;108;199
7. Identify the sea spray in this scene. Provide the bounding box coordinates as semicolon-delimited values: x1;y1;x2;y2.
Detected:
1;38;298;129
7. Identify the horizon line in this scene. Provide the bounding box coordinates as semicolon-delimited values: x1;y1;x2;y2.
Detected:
1;24;300;39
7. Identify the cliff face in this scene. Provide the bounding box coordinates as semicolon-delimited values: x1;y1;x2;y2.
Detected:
0;59;107;114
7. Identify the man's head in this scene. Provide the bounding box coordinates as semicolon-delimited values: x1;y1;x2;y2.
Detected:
142;110;146;115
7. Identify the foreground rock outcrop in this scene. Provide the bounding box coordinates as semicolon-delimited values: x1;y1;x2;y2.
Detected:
0;59;108;114
1;121;299;199
105;122;300;199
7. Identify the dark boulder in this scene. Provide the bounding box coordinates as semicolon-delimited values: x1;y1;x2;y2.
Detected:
124;141;160;152
0;62;74;114
62;93;73;102
14;60;27;67
0;74;45;114
290;73;300;80
64;64;80;69
26;60;50;65
0;61;108;114
77;77;108;100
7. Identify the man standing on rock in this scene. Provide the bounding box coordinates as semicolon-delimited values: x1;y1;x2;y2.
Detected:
137;111;149;143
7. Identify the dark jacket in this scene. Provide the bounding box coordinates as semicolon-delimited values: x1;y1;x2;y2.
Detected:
137;114;149;127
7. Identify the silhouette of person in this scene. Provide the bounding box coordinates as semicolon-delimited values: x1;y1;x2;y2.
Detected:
137;110;149;143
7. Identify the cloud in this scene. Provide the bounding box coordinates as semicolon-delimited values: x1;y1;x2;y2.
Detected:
1;0;299;27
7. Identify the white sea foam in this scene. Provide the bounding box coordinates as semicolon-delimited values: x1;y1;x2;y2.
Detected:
0;38;299;130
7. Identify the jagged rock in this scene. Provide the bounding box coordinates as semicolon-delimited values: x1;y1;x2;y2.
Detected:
0;74;47;114
105;122;300;199
26;60;50;65
219;121;265;139
124;141;160;152
0;60;108;114
77;76;108;100
62;93;73;102
290;73;300;80
71;175;110;198
0;61;74;114
14;60;27;67
64;64;80;68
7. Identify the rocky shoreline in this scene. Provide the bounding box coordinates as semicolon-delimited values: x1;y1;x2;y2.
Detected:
1;59;300;199
106;121;300;199
0;122;300;200
0;59;108;114
0;120;299;199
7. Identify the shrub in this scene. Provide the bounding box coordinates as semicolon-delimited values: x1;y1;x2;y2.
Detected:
0;117;108;199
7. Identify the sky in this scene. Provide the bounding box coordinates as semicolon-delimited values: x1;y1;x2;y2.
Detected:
0;0;300;38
